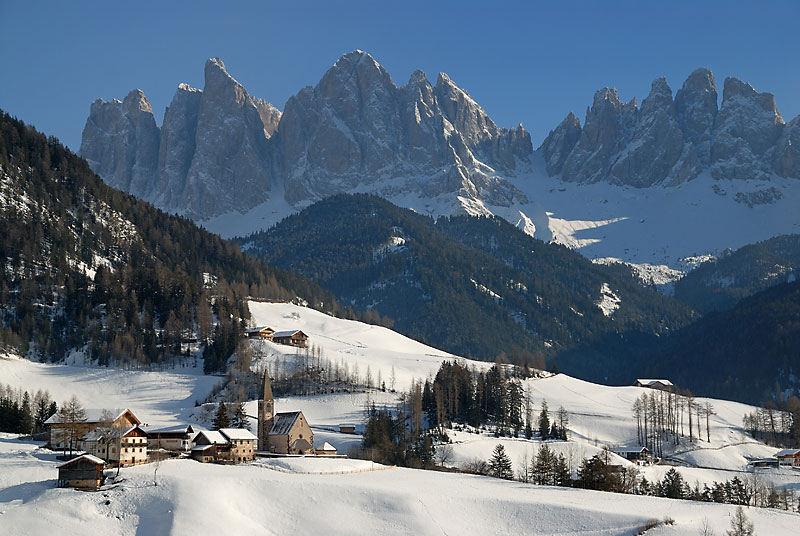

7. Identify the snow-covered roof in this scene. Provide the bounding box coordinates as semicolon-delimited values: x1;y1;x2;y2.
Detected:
220;428;257;441
191;444;216;452
58;454;106;468
247;326;274;333
270;411;302;435
148;424;196;435
611;446;648;453
635;379;673;387
45;408;140;425
318;442;336;451
195;430;228;445
775;448;800;457
272;330;305;338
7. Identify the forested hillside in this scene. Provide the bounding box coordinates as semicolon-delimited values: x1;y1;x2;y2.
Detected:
675;234;800;313
239;194;694;361
0;111;339;370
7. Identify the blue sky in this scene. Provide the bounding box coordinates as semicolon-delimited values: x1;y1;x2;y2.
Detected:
1;1;798;150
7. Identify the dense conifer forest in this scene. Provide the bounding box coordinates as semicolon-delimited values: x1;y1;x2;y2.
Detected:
0;111;340;369
239;194;694;361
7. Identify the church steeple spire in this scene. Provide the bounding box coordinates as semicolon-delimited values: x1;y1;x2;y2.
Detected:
257;366;275;452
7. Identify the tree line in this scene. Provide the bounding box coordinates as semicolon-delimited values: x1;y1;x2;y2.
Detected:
0;382;57;434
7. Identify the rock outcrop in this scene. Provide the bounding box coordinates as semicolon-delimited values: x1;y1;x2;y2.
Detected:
80;52;531;220
78;89;160;199
540;67;796;187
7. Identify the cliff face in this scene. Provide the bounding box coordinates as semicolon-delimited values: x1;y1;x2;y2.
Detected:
541;68;796;187
79;52;532;220
80;56;798;223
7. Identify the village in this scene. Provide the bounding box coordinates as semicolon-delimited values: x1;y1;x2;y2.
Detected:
53;327;348;491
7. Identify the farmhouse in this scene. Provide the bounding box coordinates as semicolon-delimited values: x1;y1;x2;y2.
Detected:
633;379;674;391
748;457;780;468
57;454;106;491
46;408;141;452
148;424;197;452
247;326;275;340
775;448;800;467
81;425;149;466
272;329;308;348
191;428;257;463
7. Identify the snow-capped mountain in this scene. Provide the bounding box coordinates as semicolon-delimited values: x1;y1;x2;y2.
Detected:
79;54;800;271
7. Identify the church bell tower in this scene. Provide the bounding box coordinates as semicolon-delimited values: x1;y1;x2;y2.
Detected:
257;366;275;451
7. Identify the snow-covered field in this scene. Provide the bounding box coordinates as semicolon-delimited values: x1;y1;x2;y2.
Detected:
2;302;800;534
2;435;799;536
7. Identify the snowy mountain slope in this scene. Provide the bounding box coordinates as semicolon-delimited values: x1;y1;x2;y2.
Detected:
3;436;799;536
2;303;800;534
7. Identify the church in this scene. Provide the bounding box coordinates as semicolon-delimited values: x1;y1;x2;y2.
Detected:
258;367;314;454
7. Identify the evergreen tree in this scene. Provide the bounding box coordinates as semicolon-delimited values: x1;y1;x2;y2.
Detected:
488;443;514;480
538;400;550;439
213;401;230;430
231;402;248;428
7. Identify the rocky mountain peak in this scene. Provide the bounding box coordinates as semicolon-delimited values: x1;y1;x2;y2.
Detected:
122;89;153;114
641;78;673;114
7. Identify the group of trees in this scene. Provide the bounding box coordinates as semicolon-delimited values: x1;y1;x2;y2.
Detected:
631;388;715;457
211;401;249;430
743;399;798;447
360;404;436;468
0;382;57;434
416;360;568;441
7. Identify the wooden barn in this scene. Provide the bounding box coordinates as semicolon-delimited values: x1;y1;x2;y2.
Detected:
57;454;106;491
247;326;275;340
271;330;308;348
612;446;651;463
314;442;338;456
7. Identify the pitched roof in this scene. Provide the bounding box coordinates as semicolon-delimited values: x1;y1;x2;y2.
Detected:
247;326;274;334
80;424;147;441
775;448;800;457
58;454;106;468
270;411;302;435
148;424;196;435
45;408;141;425
272;330;306;338
635;379;673;387
220;428;257;441
195;430;228;445
319;442;337;451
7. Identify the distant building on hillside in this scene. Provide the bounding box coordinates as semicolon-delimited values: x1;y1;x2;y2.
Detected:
247;326;275;340
633;379;674;391
272;329;308;348
775;448;800;467
748;457;779;469
57;454;106;491
338;424;356;434
611;446;651;464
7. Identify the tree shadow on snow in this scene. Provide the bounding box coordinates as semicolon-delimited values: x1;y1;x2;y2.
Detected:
0;479;54;504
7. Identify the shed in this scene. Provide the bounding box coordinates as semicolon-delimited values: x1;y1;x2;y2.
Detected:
339;424;356;434
315;442;338;456
57;454;106;491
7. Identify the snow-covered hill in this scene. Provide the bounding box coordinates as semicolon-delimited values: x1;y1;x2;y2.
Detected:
2;302;799;534
2;436;799;536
